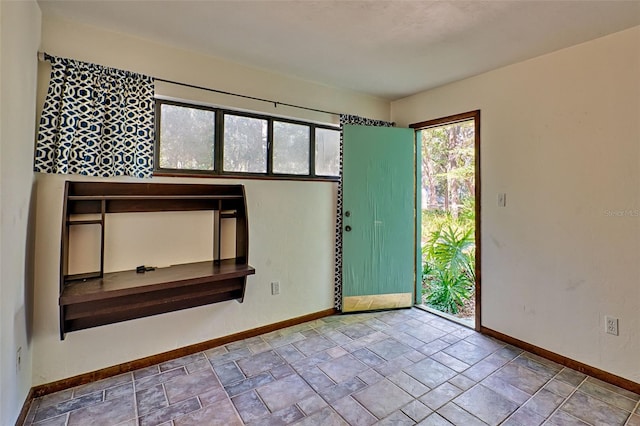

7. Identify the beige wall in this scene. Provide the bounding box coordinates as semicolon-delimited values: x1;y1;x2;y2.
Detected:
0;0;41;423
38;15;389;126
31;16;389;386
392;26;640;382
29;10;639;391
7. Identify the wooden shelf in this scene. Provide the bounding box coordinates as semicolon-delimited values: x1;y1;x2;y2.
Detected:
65;271;102;282
60;260;255;333
63;282;246;321
67;219;103;225
59;181;254;339
61;260;255;304
67;195;243;201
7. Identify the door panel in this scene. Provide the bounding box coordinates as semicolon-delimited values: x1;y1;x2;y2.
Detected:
342;125;415;312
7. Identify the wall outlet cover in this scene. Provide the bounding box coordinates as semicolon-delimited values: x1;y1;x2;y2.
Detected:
605;316;619;336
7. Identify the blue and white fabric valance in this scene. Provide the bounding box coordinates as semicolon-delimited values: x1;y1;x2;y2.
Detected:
35;55;155;178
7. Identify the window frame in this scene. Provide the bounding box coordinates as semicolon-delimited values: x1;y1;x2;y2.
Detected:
154;99;340;182
155;100;218;174
271;120;312;176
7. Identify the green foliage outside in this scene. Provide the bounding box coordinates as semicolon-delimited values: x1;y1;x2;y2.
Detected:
421;203;475;314
420;119;476;315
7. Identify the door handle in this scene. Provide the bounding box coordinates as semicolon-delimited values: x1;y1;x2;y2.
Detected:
345;225;352;232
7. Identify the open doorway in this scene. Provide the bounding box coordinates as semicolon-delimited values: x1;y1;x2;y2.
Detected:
411;111;480;329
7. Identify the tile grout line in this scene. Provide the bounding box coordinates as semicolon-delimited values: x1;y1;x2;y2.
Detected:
25;396;41;426
132;373;140;426
500;366;565;425
31;309;637;426
568;373;639;422
35;313;475;425
159;381;170;424
427;325;502;425
463;344;564;424
203;352;246;424
316;316;407;423
436;382;489;425
334;393;378;425
623;399;640;426
582;376;640;409
542;376;594;426
40;387;107;425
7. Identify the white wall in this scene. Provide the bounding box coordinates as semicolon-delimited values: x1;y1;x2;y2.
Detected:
0;0;41;423
392;26;640;383
32;16;390;386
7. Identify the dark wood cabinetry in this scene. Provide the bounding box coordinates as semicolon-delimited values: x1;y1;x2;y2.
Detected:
59;181;255;339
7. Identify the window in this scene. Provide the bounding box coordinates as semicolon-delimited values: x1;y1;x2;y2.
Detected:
158;103;215;171
223;114;268;173
315;127;340;176
155;100;340;180
273;121;309;175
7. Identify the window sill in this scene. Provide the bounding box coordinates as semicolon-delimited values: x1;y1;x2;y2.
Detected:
153;171;340;183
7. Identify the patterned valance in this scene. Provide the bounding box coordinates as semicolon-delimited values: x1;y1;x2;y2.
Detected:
34;56;155;178
339;115;395;129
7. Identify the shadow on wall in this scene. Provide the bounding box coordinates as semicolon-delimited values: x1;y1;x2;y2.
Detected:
24;179;38;343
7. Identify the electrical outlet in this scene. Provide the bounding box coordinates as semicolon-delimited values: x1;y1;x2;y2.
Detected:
271;281;280;295
605;316;619;336
16;347;22;372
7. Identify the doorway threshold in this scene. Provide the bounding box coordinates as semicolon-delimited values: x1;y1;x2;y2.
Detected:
415;304;475;329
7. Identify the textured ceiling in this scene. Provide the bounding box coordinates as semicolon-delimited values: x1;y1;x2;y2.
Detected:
37;0;640;100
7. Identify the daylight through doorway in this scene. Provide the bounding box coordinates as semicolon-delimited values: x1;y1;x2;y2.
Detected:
412;112;480;329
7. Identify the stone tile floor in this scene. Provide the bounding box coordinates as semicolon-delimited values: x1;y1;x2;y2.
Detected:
24;308;640;425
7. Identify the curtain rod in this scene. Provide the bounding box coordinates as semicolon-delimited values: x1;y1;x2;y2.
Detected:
38;51;341;117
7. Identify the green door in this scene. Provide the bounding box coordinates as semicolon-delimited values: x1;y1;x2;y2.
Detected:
342;125;415;312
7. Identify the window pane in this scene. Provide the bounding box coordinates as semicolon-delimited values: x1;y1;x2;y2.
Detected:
273;121;310;175
223;114;267;173
315;128;340;176
159;104;215;170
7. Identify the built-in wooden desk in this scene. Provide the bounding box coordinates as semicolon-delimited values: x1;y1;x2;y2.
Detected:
59;181;255;339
